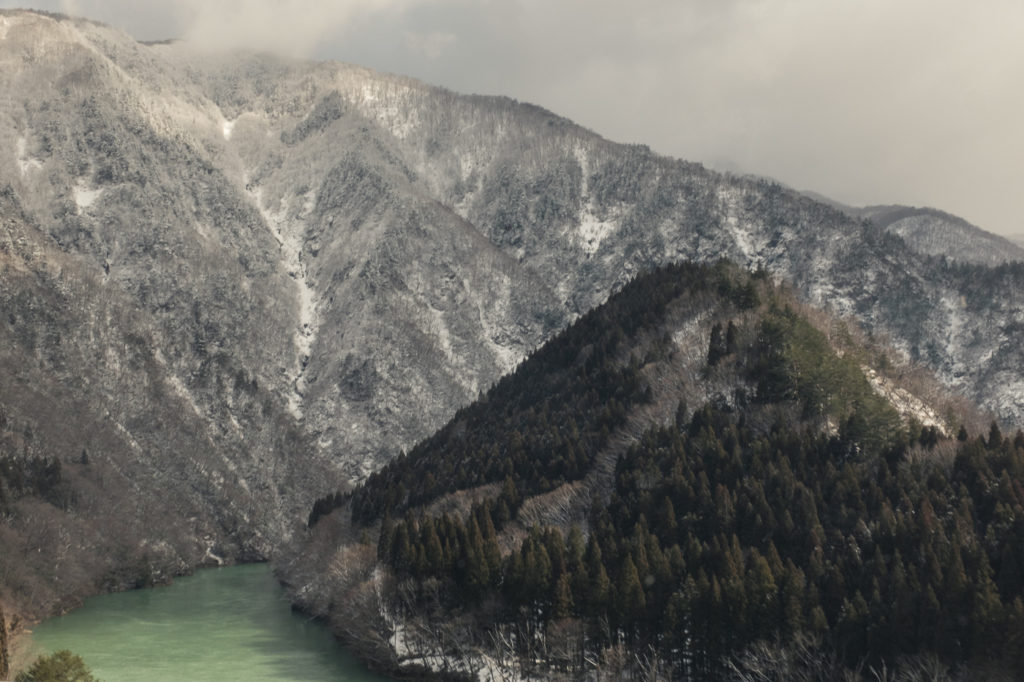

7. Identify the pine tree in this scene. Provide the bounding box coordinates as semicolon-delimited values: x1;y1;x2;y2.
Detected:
552;572;574;619
422;517;444;574
658;496;678;538
465;516;492;595
615;555;646;628
969;552;1003;656
989;421;1004;449
377;513;394;562
392;522;415;573
707;322;726;366
725;320;738;354
675;399;688;429
586;538;611;618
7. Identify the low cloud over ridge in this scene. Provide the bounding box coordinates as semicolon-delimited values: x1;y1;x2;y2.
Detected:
5;0;1021;237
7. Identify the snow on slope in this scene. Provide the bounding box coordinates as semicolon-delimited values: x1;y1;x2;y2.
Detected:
246;186;319;418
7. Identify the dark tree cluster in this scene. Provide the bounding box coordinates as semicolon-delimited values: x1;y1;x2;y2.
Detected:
376;402;1024;678
0;453;69;513
307;490;350;528
379;500;505;602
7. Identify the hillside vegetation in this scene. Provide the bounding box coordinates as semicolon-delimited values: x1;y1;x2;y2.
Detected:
286;262;1021;680
0;11;1021;664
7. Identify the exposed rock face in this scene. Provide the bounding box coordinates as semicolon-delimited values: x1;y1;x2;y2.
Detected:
0;10;1022;613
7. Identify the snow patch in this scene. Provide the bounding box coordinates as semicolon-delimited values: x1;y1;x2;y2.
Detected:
247;186;319;419
72;180;103;212
0;16;9;40
16;136;42;176
379;565;522;682
357;83;418;139
863;366;947;435
427;306;456;363
672;310;714;371
718;187;761;265
571;144;622;255
166;375;204;418
577;209;619;256
222;119;235;140
114;421;143;454
469;274;520;375
939;293;968;365
204;546;225;566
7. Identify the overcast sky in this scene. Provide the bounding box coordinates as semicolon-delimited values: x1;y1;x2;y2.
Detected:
6;0;1022;237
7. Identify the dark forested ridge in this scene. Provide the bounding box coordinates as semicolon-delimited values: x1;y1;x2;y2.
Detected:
347;261;762;525
290;260;1021;680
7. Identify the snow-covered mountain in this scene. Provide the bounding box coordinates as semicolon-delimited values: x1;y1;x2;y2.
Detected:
1;10;1022;613
800;191;1024;266
852;205;1024;266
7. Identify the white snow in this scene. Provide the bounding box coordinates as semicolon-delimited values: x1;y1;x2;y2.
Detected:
247;186;319;419
222;119;235;140
167;374;204;418
427;306;456;363
0;16;9;40
386;603;522;682
717;186;769;268
357;82;417;139
577;210;619;256
862;366;947;435
72;180;103;212
16;137;42;176
203;546;225;565
940;293;969;369
469;273;521;375
571;144;622;255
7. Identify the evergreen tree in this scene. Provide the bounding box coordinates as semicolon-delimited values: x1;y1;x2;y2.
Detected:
989;421;1004;450
552;572;574;619
708;323;726;366
465;516;492;595
615;555;646;628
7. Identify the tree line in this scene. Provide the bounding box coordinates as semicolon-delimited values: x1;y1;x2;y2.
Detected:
328;260;1023;677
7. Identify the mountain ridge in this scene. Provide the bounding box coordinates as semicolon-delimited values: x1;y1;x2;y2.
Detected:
0;9;1022;628
285;260;1016;680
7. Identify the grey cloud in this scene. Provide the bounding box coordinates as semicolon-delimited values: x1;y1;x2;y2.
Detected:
3;0;1021;235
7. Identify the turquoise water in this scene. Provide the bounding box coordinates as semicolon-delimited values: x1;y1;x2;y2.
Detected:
29;563;388;681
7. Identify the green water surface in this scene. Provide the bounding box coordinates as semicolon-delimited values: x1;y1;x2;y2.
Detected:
29;563;387;681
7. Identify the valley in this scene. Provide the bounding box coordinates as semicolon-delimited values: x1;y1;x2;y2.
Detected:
0;8;1022;680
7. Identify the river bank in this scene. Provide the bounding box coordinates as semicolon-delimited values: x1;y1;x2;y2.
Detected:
17;563;386;682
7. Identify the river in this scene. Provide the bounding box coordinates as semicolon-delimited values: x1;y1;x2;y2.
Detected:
27;563;388;681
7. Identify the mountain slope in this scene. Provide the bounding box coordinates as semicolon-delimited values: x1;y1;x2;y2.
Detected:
0;184;335;619
3;10;1021;476
0;9;1023;621
285;261;1020;679
176;38;1024;432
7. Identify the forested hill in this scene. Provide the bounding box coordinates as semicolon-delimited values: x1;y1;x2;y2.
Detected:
284;261;1024;680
